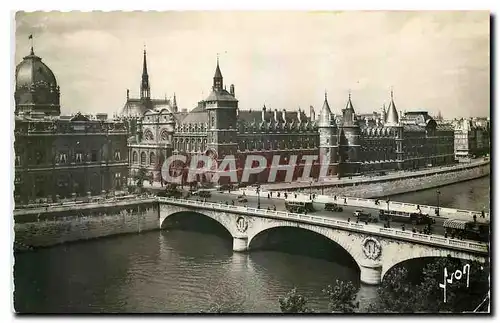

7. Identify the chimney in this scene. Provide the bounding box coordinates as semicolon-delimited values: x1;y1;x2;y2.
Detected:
126;89;129;100
274;109;278;123
298;108;302;123
230;84;235;96
310;106;316;121
282;109;287;123
96;113;108;121
262;105;266;122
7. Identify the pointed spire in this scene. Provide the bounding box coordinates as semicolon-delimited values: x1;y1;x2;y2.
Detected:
386;88;399;126
319;91;333;127
140;46;150;100
173;92;177;107
345;90;354;111
213;54;223;91
142;46;148;76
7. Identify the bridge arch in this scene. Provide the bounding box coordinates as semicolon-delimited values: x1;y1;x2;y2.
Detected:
380;246;487;280
247;221;363;271
159;205;240;238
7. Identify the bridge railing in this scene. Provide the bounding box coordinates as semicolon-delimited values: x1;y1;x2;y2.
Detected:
238;188;489;220
157;197;489;254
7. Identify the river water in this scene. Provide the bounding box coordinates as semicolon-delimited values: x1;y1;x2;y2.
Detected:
13;177;490;313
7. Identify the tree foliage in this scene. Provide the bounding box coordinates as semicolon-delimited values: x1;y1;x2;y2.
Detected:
369;258;490;313
134;166;148;188
278;288;313;313
323;280;359;313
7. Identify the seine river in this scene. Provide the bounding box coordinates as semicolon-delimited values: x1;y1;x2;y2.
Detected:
13;177;490;313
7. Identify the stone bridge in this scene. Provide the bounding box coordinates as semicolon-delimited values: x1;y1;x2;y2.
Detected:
158;197;488;285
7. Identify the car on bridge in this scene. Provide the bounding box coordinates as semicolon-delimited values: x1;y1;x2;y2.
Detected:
443;219;490;243
354;210;378;223
324;203;343;212
285;200;315;214
379;210;435;225
236;196;248;203
191;189;212;198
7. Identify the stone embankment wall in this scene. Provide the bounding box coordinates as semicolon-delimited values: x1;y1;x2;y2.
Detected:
14;199;159;249
305;164;490;199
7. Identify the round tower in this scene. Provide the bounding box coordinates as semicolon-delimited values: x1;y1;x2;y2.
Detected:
339;92;361;176
318;92;339;178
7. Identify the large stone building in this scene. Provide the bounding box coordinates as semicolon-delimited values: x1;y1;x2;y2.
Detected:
454;117;491;161
14;45;129;205
121;53;457;185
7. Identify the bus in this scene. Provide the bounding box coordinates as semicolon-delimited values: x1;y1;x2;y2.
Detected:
285;200;315;214
379;209;435;225
443;219;489;242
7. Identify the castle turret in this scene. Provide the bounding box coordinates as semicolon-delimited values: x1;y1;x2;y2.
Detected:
318;92;339;177
339;91;361;176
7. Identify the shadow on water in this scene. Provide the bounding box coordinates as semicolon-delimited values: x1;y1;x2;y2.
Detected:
161;211;233;248
249;226;360;274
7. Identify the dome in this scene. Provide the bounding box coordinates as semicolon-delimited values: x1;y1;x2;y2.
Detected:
16;50;57;90
14;47;60;116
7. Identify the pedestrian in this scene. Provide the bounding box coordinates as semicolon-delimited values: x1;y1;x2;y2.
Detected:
295;193;297;198
347;217;350;222
270;192;273;198
481;210;485;218
334;195;337;201
344;198;347;204
312;193;316;199
273;205;276;211
473;214;477;222
267;193;270;199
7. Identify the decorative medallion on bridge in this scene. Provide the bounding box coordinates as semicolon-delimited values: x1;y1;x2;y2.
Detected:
236;217;248;233
362;237;382;260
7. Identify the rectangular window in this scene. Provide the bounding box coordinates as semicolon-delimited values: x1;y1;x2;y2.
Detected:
91;150;98;162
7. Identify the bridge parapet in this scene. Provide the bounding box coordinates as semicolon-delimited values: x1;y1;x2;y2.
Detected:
235;189;489;221
157;197;488;255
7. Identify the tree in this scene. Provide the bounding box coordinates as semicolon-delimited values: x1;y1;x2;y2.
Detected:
367;266;420;313
134;166;148;188
368;258;490;313
279;288;313;313
323;280;359;313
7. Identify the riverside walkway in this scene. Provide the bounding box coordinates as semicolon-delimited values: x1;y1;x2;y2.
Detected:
261;159;489;191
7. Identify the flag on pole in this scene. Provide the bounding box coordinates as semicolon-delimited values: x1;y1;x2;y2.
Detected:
29;34;33;39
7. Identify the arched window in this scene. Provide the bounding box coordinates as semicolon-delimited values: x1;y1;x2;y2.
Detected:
160;129;169;141
150;152;156;165
144;129;154;141
140;152;147;165
132;151;138;164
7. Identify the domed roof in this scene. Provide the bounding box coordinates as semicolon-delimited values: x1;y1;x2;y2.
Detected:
16;48;57;90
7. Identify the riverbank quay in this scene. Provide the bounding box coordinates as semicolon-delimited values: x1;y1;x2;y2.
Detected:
261;159;489;194
309;163;488;200
14;196;158;251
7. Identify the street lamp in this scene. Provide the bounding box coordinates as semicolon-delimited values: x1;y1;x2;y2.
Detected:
436;189;441;216
309;180;313;199
256;184;261;209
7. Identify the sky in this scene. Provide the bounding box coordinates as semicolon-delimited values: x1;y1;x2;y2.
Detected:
14;11;490;118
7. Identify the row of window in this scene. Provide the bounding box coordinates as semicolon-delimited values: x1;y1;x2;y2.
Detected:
132;151;157;165
15;150;122;166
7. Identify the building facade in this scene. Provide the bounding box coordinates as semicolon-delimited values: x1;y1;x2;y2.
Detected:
14;45;129;205
454;118;491;161
121;54;457;185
